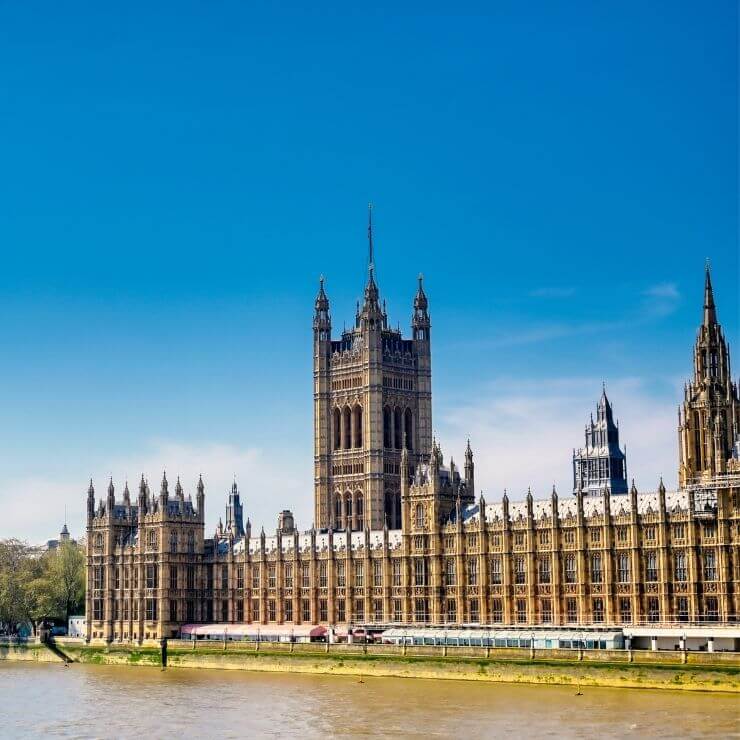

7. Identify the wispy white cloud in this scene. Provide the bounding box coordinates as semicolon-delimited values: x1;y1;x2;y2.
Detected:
447;281;683;353
643;282;680;300
446;319;623;350
641;282;681;318
528;287;576;298
5;382;680;544
437;376;677;501
4;440;312;545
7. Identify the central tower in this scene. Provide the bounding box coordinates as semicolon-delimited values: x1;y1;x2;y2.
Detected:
313;208;432;531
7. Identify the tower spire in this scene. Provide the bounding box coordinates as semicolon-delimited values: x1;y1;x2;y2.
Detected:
313;274;331;340
359;204;382;323
678;262;739;486
703;260;717;327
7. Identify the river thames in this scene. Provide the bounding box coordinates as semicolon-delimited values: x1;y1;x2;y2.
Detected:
0;663;737;738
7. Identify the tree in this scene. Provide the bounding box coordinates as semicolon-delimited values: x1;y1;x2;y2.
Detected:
22;556;56;635
0;538;85;635
0;539;31;633
48;541;85;621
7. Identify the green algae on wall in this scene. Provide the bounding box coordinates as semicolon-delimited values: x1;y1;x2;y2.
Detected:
3;642;738;693
161;647;740;693
0;644;64;664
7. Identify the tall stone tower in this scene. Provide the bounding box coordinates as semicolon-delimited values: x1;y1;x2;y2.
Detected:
313;208;432;531
678;265;740;486
572;387;628;495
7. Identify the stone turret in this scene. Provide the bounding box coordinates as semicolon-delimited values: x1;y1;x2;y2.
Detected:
196;475;205;522
313;276;331;342
87;479;95;521
138;475;147;520
412;274;430;342
464;439;474;495
159;472;169;509
573;386;628;495
106;478;115;513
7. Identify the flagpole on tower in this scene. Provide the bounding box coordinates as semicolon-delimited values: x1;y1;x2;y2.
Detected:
367;202;374;274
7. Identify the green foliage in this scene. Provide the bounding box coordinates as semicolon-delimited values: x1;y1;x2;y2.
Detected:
48;541;86;621
0;539;30;630
0;539;85;633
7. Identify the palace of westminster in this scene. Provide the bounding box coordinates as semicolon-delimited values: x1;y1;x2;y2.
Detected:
85;230;740;642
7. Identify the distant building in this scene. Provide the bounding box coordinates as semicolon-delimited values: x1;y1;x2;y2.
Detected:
572;388;628;495
68;616;86;638
224;482;245;538
45;522;74;552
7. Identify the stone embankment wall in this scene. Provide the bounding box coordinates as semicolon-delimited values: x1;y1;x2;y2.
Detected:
0;640;64;663
3;639;739;693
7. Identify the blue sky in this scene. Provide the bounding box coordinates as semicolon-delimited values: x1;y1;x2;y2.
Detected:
0;1;737;542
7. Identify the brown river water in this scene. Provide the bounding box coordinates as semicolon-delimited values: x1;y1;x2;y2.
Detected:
0;663;737;739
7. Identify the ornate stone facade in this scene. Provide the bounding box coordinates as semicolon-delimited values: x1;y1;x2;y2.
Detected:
85;261;739;642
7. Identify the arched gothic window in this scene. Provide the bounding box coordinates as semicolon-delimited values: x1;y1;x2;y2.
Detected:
333;408;341;450
645;551;658;582
618;553;630;583
538;556;551;584
383;407;392;448
343;407;352;450
169;532;177;553
565;554;577;583
394;407;403;450
404;408;413;451
591;553;602;583
445;558;456;586
704;551;717;580
353;405;363;448
384;491;395;528
356;494;364;526
674;551;687;581
335;494;342;525
345;495;353;519
414;503;425;529
514;556;526;584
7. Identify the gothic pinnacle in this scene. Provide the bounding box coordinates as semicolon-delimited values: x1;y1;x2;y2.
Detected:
703;261;717;326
